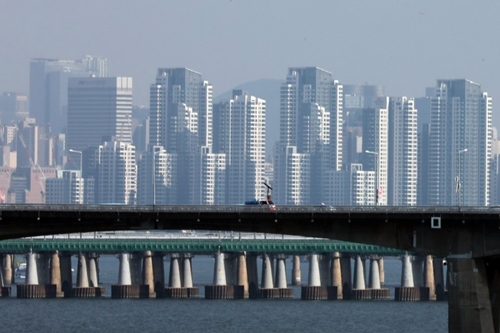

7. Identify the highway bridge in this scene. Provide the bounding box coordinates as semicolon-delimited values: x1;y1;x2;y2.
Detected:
1;204;500;332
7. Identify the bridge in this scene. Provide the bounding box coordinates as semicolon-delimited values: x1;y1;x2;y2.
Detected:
1;204;500;332
0;238;406;255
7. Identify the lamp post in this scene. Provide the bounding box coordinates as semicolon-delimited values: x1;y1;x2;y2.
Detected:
457;148;468;207
366;150;379;205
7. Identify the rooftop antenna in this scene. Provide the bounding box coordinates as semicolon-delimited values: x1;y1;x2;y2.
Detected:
263;182;272;200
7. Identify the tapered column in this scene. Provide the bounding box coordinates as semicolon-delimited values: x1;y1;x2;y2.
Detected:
237;253;249;297
76;253;89;288
275;255;287;289
424;255;436;300
26;252;38;285
368;258;381;289
433;258;446;300
87;254;99;287
169;254;182;288
3;254;13;285
331;252;342;298
401;254;414;288
353;255;365;289
378;257;385;286
308;254;321;287
292;255;301;286
50;251;61;292
261;254;273;289
36;254;49;285
412;256;423;287
142;251;154;295
182;254;193;288
118;253;132;285
340;256;352;298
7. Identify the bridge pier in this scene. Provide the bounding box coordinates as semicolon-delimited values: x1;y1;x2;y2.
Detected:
17;252;56;298
152;252;165;296
112;253;147;298
379;257;385;286
341;255;352;299
292;255;301;286
3;254;13;285
351;255;371;300
236;252;248;298
424;255;436;301
60;252;72;293
434;257;447;301
247;253;259;295
368;257;390;299
49;251;62;296
205;252;233;299
395;254;424;301
70;252;103;298
302;254;327;300
331;252;342;299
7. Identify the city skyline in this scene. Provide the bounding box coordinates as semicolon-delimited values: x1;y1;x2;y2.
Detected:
1;1;499;128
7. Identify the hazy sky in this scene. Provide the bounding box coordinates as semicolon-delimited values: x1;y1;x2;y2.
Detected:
1;1;499;124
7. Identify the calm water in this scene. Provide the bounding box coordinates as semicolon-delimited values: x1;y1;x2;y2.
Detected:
3;256;447;333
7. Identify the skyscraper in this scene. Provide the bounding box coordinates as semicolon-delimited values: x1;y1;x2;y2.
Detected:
67;77;133;152
387;97;418;206
98;140;136;205
427;79;492;206
29;56;108;134
274;67;343;205
149;68;213;204
213;90;266;204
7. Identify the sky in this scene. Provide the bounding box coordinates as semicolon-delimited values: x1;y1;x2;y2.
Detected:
1;0;500;125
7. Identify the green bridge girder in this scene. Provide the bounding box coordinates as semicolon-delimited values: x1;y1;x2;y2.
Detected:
0;239;407;255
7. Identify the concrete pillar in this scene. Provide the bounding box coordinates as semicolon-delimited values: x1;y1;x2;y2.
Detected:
424;255;436;300
182;254;193;288
353;255;365;289
142;251;154;294
368;258;381;289
36;254;49;285
50;251;61;292
117;253;132;285
237;253;248;297
76;253;89;288
26;252;38;285
275;255;287;289
401;254;414;288
292;255;301;286
261;254;274;289
3;254;13;285
378;257;385;286
308;254;321;287
59;252;72;292
129;254;142;285
213;252;226;286
331;252;342;297
87;254;99;287
169;254;182;288
152;253;165;293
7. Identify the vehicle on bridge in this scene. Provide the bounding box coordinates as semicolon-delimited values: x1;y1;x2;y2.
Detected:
244;182;276;211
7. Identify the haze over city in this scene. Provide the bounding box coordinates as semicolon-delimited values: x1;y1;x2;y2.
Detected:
1;1;499;127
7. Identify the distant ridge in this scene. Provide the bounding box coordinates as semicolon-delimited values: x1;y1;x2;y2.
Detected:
215;78;283;160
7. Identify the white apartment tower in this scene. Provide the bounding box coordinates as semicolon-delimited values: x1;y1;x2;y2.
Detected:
67;77;133;152
149;68;213;204
98;140;137;205
213;90;266;204
428;79;492;206
388;97;418;206
274;67;342;205
362;97;389;205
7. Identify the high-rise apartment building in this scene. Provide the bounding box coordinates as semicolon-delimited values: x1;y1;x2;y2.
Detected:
274;67;343;205
67;77;133;152
149;68;213;204
388;97;418;206
29;56;108;134
98;140;136;205
427;79;492;206
213;90;266;204
362;97;389;205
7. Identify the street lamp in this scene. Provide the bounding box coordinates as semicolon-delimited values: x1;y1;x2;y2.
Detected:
457;148;468;207
366;150;379;205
